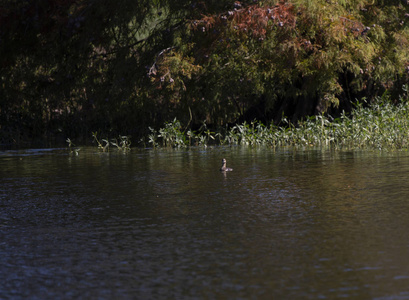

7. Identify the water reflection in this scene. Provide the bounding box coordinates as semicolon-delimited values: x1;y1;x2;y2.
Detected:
1;147;409;298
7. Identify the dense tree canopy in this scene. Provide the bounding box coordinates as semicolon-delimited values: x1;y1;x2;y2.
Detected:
1;0;409;146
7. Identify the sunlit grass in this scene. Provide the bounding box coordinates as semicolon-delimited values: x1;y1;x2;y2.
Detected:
147;96;409;150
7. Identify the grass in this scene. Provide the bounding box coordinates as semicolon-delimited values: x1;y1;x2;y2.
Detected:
145;96;409;150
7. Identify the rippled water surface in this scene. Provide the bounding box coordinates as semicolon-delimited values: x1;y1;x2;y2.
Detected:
1;147;409;299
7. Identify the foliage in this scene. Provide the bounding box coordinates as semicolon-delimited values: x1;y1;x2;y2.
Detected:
146;118;216;148
66;137;80;155
1;0;409;146
92;132;131;152
148;94;409;150
172;0;409;124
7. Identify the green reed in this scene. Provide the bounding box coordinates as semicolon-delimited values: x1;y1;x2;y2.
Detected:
66;138;81;155
92;132;131;152
148;119;217;148
148;96;409;150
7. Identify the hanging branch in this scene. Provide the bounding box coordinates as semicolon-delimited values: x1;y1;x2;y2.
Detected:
148;46;176;76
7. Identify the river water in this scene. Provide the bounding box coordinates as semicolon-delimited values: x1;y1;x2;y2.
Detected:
1;146;409;299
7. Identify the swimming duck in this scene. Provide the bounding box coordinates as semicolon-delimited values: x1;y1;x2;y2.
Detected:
220;158;233;172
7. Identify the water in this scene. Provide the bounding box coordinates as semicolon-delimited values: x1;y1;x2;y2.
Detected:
1;147;409;299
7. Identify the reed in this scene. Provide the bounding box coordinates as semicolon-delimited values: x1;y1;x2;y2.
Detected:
148;96;409;150
92;132;131;152
66;138;80;155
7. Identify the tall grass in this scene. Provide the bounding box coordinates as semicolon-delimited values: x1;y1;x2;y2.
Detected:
147;96;409;150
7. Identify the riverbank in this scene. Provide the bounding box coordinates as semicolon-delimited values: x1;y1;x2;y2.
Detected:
145;97;409;150
3;97;409;151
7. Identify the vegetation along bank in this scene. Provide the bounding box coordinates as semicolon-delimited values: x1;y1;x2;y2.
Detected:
1;1;409;147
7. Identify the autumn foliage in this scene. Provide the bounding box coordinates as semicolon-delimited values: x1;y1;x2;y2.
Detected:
152;0;409;124
1;0;409;145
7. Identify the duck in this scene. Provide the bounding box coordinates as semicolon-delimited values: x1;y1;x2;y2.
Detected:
220;158;233;172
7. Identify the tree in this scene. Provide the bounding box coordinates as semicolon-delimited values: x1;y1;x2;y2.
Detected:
1;0;409;145
152;0;409;124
